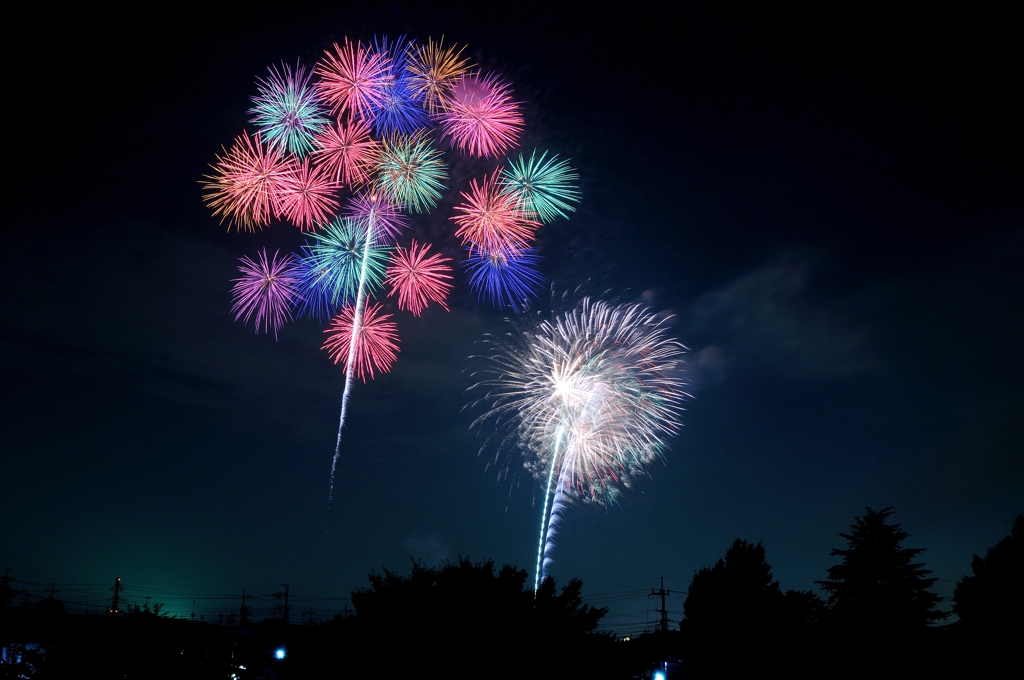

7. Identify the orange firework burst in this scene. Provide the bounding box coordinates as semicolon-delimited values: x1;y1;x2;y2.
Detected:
407;37;473;116
322;301;400;381
201;131;292;231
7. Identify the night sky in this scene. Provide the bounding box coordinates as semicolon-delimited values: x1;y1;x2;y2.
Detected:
3;3;1021;634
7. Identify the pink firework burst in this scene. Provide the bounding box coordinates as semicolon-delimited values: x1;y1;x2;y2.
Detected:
311;117;380;187
201;131;292;231
275;158;341;231
385;240;454;316
314;38;392;120
439;73;524;158
322;302;400;382
451;170;539;255
345;190;409;245
230;249;301;339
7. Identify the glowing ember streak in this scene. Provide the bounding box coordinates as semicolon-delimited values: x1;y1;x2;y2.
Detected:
501;150;581;224
407;37;472;116
463;247;543;312
469;298;689;589
275;159;341;231
230;249;301;339
202;131;293;231
385;240;454;316
323;301;400;381
439;73;524;158
315;38;392;119
374;133;448;213
249;61;328;158
452;170;539;255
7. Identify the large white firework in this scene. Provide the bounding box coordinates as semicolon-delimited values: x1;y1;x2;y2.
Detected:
470;297;688;588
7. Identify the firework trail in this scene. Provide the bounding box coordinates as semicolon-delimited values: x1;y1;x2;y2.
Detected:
325;210;380;509
471;298;688;589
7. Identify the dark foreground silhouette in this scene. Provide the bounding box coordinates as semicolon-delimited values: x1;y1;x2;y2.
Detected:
2;511;1020;678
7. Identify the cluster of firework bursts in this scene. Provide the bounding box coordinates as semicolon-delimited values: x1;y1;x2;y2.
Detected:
203;36;582;382
204;35;688;586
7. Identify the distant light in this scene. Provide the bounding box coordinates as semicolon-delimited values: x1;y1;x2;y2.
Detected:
275;648;286;660
653;672;666;680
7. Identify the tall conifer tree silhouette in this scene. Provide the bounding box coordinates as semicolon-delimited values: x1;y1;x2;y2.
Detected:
818;507;947;629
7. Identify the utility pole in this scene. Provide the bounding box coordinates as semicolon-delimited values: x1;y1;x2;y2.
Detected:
191;600;196;620
239;589;251;624
272;584;290;624
47;583;59;600
649;577;672;632
109;578;124;616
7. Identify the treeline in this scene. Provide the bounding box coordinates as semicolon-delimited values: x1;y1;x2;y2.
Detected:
1;508;1020;678
654;507;1022;678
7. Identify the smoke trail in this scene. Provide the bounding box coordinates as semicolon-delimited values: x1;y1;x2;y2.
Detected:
534;426;564;592
327;213;376;512
542;482;566;577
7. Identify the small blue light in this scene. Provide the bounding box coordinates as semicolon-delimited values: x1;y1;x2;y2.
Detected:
653;672;666;680
275;648;286;660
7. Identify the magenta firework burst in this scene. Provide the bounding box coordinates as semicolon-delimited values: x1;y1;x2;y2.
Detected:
230;249;302;339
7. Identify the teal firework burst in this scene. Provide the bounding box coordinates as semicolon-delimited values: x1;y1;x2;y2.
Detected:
374;133;448;213
501;150;581;224
296;217;389;320
249;61;329;158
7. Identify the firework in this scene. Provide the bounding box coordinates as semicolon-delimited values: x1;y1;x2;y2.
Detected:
369;36;431;136
249;61;328;157
469;297;688;588
315;38;392;119
385;240;454;316
201;131;292;231
276;159;341;230
501;151;581;224
439;73;524;158
323;301;400;382
407;37;472;116
230;249;301;339
345;191;408;245
311;117;380;187
452;170;539;256
296;217;389;320
463;247;544;312
374;133;448;213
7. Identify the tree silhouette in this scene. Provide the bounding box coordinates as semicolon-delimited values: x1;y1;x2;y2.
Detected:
341;557;612;676
953;514;1023;630
684;539;783;632
682;539;825;678
817;507;947;631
